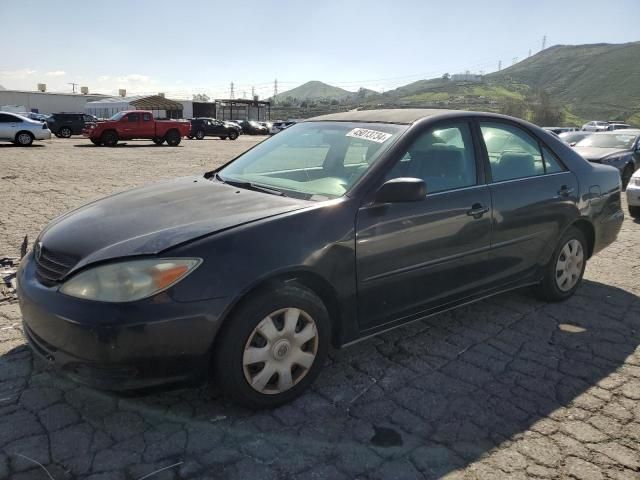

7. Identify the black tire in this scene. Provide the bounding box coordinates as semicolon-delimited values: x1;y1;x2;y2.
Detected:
165;130;181;146
101;130;118;147
187;135;194;139
228;130;239;140
59;127;72;138
621;165;634;191
535;226;587;302
54;133;62;138
14;131;34;146
629;205;640;218
195;130;205;140
214;284;330;409
90;138;101;146
219;136;227;140
152;137;164;145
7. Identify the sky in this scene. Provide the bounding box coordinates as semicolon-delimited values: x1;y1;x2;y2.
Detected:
1;0;638;99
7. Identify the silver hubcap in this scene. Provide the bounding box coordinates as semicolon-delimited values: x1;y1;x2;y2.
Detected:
556;239;584;292
18;133;31;144
243;307;318;395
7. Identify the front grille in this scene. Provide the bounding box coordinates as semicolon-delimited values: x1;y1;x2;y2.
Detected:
35;246;78;285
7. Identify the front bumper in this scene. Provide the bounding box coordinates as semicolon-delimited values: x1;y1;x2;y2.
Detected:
17;253;230;390
626;183;640;207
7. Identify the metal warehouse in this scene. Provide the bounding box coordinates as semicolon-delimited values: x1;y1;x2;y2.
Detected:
0;88;110;115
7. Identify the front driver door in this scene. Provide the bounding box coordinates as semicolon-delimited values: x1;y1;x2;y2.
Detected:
356;120;492;331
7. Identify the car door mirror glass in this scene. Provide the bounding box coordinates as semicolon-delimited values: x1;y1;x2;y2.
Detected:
375;178;426;203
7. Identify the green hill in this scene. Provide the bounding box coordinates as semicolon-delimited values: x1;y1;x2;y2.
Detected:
488;41;640;121
275;81;353;101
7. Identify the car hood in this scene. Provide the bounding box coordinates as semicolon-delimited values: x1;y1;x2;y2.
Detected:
573;146;630;161
38;176;309;274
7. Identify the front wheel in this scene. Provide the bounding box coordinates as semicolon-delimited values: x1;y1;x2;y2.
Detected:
629;205;640;218
15;132;34;146
214;284;330;409
101;131;118;147
535;227;587;302
59;127;72;138
228;130;238;140
195;130;205;140
90;138;101;146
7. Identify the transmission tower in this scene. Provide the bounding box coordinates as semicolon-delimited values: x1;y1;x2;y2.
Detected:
251;86;255;99
512;57;518;66
68;82;78;93
528;49;532;57
273;79;278;100
542;35;546;51
498;60;502;71
229;82;235;99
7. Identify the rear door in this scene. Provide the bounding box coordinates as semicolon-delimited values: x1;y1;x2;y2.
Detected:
477;120;578;287
139;112;155;138
355;120;493;330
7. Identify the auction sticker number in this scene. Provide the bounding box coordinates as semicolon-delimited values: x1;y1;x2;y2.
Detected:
346;128;392;143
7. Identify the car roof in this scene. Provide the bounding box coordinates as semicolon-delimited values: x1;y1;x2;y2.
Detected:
595;129;640;135
306;108;522;125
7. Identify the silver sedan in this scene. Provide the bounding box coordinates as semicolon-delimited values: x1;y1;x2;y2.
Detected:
0;112;52;146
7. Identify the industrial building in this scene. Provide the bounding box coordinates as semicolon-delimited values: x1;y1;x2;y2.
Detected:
215;98;271;122
0;86;110;114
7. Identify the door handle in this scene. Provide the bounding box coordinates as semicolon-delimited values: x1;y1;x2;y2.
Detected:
557;185;575;196
467;203;489;219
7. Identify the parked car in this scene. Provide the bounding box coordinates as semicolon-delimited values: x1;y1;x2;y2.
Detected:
234;120;268;135
559;131;593;147
573;130;640;189
27;112;49;122
0;111;51;146
188;118;239;140
259;121;273;132
543;127;577;135
626;169;640;218
83;110;191;146
270;120;296;134
607;123;631;131
47;113;97;138
582;121;609;132
18;109;623;408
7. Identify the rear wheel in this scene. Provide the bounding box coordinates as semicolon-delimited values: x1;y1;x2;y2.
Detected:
214;284;330;409
629;205;640;218
152;137;164;145
101;130;118;147
59;127;72;138
228;130;239;140
535;226;587;302
622;165;634;191
195;130;205;140
14;131;34;146
165;130;181;146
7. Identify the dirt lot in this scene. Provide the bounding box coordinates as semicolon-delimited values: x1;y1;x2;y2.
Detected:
0;137;639;480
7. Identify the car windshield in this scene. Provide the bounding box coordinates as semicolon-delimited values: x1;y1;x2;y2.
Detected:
109;112;127;121
218;121;407;199
576;133;638;149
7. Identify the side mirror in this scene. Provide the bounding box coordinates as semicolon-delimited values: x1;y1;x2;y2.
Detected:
375;177;426;203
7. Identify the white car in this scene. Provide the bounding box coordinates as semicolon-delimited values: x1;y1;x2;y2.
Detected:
0;111;51;146
627;170;640;218
270;121;296;135
582;121;609;132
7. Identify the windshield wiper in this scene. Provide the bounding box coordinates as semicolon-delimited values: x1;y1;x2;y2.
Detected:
214;173;286;197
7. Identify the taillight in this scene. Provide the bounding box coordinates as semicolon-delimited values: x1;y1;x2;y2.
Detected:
42;124;48;130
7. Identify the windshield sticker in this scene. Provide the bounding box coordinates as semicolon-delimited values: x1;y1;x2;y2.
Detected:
346;128;392;143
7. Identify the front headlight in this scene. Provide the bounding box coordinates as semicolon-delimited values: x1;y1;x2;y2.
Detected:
631;176;640;187
60;258;201;302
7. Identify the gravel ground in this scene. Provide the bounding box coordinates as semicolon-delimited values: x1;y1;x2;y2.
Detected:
0;137;639;480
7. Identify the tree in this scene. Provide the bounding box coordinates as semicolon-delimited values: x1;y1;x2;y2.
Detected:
500;97;528;120
531;90;564;126
442;73;450;80
192;93;210;102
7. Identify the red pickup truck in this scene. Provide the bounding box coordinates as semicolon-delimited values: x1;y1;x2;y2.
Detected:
84;110;191;146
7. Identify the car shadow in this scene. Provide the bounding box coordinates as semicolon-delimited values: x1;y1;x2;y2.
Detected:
0;144;45;148
73;143;180;148
0;279;638;478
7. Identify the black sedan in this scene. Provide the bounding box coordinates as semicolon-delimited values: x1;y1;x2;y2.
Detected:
234;120;268;135
18;109;623;408
573;129;640;188
188;118;240;140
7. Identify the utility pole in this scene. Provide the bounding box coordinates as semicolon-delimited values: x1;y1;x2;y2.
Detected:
242;91;247;99
229;82;235;99
512;57;518;66
251;86;255;99
68;82;78;93
528;49;532;58
273;79;278;101
542;35;546;51
498;60;502;71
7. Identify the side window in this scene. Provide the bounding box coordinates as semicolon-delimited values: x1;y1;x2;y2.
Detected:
542;146;564;174
0;114;15;123
142;113;152;122
128;113;140;122
387;123;477;194
480;122;544;182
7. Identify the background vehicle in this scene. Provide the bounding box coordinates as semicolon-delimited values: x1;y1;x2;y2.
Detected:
234;120;268;135
84;110;191;146
607;123;631;131
188;118;240;140
582;121;609;132
574;130;640;188
0;111;51;146
259;121;273;132
19;109;623;408
270;120;297;134
559;130;593;147
47;113;97;138
626;170;640;218
543;127;578;135
27;112;49;122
